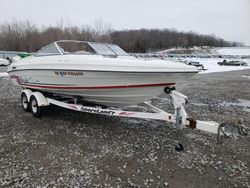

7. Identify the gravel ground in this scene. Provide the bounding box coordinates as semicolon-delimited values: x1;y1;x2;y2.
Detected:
0;66;250;188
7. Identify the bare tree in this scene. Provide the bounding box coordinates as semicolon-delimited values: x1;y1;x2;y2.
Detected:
0;20;243;53
93;18;113;42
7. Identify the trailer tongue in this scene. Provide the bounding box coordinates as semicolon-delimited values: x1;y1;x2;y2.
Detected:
21;89;248;150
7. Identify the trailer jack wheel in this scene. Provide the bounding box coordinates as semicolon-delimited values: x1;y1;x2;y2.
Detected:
175;143;184;152
30;96;42;117
21;92;30;112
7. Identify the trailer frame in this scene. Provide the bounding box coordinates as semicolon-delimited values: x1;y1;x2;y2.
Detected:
20;89;248;144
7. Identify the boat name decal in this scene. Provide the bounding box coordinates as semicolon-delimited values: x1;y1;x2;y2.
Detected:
80;107;116;115
55;71;84;76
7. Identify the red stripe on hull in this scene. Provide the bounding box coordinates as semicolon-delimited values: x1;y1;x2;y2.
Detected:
10;75;175;90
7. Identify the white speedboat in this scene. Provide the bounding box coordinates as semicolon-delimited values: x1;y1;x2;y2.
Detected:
8;40;198;107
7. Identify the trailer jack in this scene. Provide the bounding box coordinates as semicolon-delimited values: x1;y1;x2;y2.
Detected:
169;90;248;150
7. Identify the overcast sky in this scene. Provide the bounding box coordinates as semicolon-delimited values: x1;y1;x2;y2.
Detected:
1;0;250;45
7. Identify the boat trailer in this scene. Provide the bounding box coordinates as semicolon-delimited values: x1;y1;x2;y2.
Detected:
20;89;248;150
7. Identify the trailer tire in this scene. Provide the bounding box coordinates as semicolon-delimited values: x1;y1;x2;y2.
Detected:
30;95;42;117
164;87;176;94
21;92;30;112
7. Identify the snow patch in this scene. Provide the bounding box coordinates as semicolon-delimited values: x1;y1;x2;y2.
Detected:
220;99;250;113
242;75;250;80
182;58;250;74
0;73;9;77
214;47;250;56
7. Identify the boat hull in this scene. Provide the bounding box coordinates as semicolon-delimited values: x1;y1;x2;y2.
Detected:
9;69;196;107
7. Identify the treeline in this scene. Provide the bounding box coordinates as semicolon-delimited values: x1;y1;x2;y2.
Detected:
111;29;243;53
0;20;243;53
0;20;112;52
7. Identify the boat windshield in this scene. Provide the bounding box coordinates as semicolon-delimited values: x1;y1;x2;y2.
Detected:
34;40;129;57
34;43;62;56
106;44;128;56
88;43;116;56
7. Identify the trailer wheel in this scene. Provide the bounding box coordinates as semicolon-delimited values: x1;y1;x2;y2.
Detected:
21;92;30;112
164;87;176;94
30;95;42;117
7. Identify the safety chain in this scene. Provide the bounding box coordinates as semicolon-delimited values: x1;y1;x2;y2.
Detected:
217;122;249;145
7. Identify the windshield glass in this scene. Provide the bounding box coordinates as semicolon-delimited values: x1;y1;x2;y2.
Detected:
34;43;61;56
89;43;116;56
106;44;128;56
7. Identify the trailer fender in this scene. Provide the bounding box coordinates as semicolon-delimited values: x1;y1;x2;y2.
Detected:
31;92;50;107
21;89;33;102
